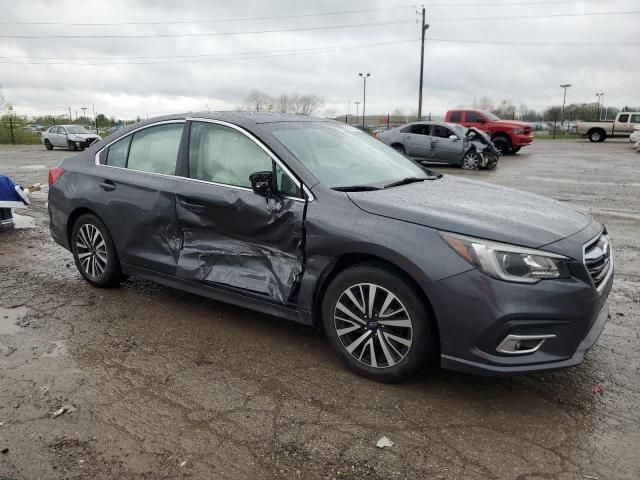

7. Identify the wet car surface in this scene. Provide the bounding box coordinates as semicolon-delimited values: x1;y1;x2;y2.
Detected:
0;140;638;479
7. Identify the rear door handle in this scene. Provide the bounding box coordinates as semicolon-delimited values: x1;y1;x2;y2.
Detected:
99;180;116;191
178;198;206;213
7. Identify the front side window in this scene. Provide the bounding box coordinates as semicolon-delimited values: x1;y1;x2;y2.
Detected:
271;122;427;189
106;135;131;168
465;111;484;123
127;123;183;175
432;125;454;139
188;122;272;188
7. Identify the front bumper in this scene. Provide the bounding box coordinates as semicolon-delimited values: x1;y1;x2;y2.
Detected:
430;249;613;376
512;133;534;146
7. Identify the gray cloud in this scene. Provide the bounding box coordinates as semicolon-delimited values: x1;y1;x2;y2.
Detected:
1;0;638;119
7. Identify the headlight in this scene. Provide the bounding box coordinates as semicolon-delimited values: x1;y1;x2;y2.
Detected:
513;128;523;134
440;232;570;283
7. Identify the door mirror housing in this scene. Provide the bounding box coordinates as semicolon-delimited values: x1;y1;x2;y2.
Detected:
249;171;275;197
448;134;459;141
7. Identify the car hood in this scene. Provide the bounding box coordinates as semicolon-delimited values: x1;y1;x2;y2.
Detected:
489;120;529;130
68;133;101;140
347;176;591;248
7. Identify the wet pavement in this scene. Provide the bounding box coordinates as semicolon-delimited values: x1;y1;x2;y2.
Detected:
0;141;638;479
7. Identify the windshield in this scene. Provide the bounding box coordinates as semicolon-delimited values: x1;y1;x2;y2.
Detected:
271;122;428;189
66;125;91;134
481;111;500;121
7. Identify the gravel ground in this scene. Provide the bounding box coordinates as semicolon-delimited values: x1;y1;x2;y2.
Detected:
0;140;638;479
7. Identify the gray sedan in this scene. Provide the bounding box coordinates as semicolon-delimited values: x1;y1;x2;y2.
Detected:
42;125;102;151
377;121;499;170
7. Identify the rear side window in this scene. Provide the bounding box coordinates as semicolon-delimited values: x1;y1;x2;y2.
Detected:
465;111;483;122
618;114;629;123
106;135;131;168
188;122;272;188
449;111;462;122
127;123;183;175
410;124;431;135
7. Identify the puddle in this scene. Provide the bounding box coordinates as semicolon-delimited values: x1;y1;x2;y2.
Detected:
13;213;35;229
0;306;28;335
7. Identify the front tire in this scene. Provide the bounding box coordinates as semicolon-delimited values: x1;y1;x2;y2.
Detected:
588;129;606;142
69;141;78;151
71;214;124;288
391;144;406;154
492;136;512;155
461;150;481;170
322;263;436;382
44;139;53;150
512;146;522;153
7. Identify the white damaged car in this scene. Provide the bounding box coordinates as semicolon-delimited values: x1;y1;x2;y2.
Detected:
42;125;102;151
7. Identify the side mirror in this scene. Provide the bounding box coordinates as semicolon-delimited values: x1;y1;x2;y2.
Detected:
448;134;458;141
249;171;275;197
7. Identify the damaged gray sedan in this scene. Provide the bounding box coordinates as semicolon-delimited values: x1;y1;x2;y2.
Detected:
48;112;612;382
377;121;500;170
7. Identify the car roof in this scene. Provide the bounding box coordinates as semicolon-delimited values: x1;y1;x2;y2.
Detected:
136;111;332;128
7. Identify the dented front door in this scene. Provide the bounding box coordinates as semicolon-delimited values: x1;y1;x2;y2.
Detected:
173;120;305;304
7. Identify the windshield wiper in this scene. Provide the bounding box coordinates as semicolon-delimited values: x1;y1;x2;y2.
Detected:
383;177;428;189
332;185;382;192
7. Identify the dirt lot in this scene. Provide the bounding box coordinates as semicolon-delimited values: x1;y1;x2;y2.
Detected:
0;140;638;479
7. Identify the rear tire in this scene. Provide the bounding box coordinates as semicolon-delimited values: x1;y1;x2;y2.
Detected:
71;214;124;288
492;136;512;155
321;263;436;382
588;129;606;143
44;139;53;150
391;144;406;154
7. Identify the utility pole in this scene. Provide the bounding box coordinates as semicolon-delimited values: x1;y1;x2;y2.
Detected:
68;106;72;122
595;93;604;121
354;101;361;125
358;73;370;129
92;104;98;133
560;84;571;128
81;106;87;120
417;6;430;119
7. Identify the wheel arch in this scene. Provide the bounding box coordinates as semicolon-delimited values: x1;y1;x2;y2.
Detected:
311;252;440;348
66;206;104;249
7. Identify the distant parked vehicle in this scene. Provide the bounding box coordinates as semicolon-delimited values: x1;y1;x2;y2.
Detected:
42;125;102;151
377;121;499;170
576;112;640;142
445;109;533;155
627;125;640;144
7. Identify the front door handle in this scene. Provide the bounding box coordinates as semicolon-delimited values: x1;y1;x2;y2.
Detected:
178;198;206;213
99;180;116;191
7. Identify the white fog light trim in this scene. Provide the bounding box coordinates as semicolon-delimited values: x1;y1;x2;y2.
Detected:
497;334;556;355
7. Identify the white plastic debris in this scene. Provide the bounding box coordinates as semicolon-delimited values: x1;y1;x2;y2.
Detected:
51;407;66;418
376;436;394;448
179;461;188;468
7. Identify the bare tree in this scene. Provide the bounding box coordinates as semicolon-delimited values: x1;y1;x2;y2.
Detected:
243;89;272;112
478;96;494;111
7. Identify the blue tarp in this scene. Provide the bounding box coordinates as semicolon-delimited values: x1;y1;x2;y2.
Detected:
0;173;29;208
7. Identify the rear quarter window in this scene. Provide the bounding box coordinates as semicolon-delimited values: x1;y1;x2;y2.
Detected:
105;135;131;168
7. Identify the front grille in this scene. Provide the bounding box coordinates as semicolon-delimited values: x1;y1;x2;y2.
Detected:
584;230;612;289
523;126;531;134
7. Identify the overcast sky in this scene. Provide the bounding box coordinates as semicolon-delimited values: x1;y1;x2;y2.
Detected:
1;0;638;120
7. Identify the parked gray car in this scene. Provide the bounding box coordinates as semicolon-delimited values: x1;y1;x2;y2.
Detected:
377;121;499;169
47;112;612;382
42;125;102;151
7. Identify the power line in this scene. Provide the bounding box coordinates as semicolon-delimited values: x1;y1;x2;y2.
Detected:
431;9;640;21
428;37;640;46
0;4;417;26
0;19;412;39
0;39;422;65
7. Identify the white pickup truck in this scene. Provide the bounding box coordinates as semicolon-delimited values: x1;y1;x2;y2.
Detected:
576;112;640;142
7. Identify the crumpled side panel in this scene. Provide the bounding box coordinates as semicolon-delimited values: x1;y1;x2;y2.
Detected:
176;193;304;304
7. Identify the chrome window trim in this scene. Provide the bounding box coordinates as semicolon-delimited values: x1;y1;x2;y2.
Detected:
582;228;613;292
186;117;313;201
94;118;313;202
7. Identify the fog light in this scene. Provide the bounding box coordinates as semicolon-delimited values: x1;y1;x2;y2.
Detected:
497;334;556;355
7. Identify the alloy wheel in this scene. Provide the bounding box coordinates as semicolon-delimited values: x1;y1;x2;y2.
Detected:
333;283;413;368
76;224;108;279
462;151;480;170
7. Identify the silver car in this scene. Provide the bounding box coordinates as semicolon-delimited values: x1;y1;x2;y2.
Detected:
377;121;499;170
42;125;102;151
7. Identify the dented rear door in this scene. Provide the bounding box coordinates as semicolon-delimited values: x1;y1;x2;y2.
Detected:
174;120;306;304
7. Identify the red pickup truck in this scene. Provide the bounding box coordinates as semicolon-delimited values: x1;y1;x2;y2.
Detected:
444;109;533;154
